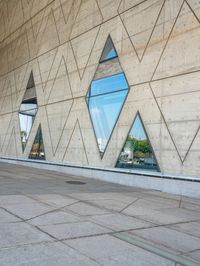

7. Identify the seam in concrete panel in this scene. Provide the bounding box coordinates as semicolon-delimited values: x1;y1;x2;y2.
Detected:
62;118;79;161
77;118;89;164
37;48;58;93
0;0;55;45
149;83;183;164
186;0;200;23
150;0;185;81
53;99;74;156
183;125;200;163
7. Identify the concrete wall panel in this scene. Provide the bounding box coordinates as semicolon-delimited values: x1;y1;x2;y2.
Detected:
0;0;200;177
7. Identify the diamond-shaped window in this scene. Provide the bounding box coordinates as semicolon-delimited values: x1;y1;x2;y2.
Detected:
18;72;38;151
116;113;159;172
86;36;129;157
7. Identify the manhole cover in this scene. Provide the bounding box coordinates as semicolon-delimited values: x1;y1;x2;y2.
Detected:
66;181;86;185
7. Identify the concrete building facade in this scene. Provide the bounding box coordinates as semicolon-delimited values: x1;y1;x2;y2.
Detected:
0;0;200;190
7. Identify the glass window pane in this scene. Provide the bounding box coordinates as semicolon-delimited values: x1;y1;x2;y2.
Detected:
86;37;129;158
100;36;117;62
116;114;159;172
87;73;128;98
88;90;128;156
19;113;34;151
19;73;38;151
20;104;37;113
29;125;45;160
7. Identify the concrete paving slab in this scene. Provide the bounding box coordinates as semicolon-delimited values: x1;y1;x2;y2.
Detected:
2;202;55;220
1;162;200;265
182;196;200;206
182;250;200;262
0;242;100;266
0;222;52;248
39;221;113;240
30;194;79;208
123;206;200;225
69;192;137;203
0;208;21;223
129;198;179;210
180;201;200;211
168;221;200;238
65;234;175;266
90;213;154;231
157;207;200;221
0;195;39;206
130;226;200;254
86;198;133;212
29;210;82;226
64;202;110;216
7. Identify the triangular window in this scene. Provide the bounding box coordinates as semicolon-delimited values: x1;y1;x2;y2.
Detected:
19;72;38;151
29;125;45;160
116;114;159;172
100;36;117;62
86;36;129;158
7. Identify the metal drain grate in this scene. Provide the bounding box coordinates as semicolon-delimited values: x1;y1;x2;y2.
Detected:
66;181;86;185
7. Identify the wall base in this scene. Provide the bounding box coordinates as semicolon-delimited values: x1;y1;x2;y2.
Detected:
0;157;200;198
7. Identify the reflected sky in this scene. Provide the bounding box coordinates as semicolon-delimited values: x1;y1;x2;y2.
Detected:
88;73;128;97
130;114;146;140
88;90;128;152
87;72;129;154
100;36;117;62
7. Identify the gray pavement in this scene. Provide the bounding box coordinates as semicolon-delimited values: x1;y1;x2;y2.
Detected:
0;162;200;266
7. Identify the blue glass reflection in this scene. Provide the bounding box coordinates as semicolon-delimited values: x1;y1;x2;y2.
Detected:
88;73;128;97
87;72;129;156
100;36;117;62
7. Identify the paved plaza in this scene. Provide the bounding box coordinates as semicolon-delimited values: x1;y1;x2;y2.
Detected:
0;162;200;265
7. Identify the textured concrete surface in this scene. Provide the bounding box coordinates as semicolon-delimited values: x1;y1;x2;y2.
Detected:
0;162;200;265
0;0;200;178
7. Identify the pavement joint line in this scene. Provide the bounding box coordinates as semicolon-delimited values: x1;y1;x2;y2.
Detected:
124;212;200;227
137;193;182;204
24;209;62;222
180;248;200;257
0;206;61;241
22;200;82;222
112;232;200;266
0;206;25;222
62;241;103;266
0;239;59;251
119;198;140;213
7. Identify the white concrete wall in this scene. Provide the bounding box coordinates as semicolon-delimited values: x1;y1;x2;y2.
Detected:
0;0;200;177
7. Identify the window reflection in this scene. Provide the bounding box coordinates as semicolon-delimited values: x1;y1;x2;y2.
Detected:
87;73;129;156
18;72;38;151
87;73;128;97
100;36;117;62
116;114;159;172
29;125;45;160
